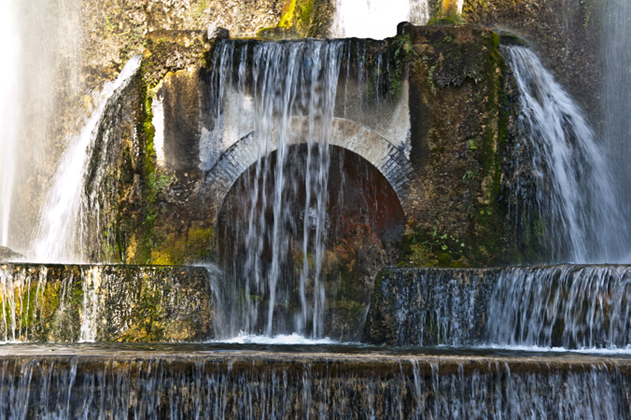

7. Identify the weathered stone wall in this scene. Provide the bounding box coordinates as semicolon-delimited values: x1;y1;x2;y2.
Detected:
462;0;603;124
76;24;514;271
0;264;213;342
401;23;516;267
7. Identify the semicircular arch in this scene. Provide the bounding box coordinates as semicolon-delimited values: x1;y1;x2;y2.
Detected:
205;118;415;217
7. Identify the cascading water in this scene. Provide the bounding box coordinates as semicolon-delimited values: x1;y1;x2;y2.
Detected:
209;40;344;338
368;265;631;350
0;353;627;419
504;46;629;263
33;56;142;263
0;0;83;255
1;2;629;415
332;0;430;39
486;265;631;349
0;1;20;248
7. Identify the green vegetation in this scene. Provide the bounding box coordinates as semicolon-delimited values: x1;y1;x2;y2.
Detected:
259;0;330;39
427;17;459;26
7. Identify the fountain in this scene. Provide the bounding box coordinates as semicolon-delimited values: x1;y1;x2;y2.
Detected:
1;0;631;417
0;0;19;249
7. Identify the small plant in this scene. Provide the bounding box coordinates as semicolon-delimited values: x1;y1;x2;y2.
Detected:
392;34;419;61
440;35;455;45
387;34;420;98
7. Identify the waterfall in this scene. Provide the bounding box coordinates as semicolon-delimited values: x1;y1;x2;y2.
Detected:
209;40;344;338
0;1;20;248
368;265;631;350
332;0;430;39
33;56;142;263
486;265;631;349
503;46;629;263
0;355;626;419
0;0;82;254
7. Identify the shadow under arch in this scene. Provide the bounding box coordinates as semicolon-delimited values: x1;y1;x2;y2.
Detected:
213;142;407;341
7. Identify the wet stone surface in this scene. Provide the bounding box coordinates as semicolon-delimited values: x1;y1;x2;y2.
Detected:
0;345;630;419
0;264;214;343
364;265;631;349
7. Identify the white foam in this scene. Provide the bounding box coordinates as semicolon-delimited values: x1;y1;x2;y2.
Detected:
471;343;631;356
216;332;338;345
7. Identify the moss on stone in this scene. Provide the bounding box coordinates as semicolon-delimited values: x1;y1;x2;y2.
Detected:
259;0;333;39
498;32;530;47
400;25;514;268
427;17;459;26
279;0;298;28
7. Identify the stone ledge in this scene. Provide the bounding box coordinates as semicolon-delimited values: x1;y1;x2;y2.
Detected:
0;350;628;418
0;263;214;343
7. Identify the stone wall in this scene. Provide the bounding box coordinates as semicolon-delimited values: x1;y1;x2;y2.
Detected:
74;23;515;271
462;0;603;125
0;264;214;342
401;23;516;267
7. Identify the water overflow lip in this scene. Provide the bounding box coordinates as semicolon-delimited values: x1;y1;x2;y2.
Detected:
2;342;631;360
1;342;631;369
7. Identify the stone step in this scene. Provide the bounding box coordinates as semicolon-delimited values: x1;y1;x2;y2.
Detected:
364;265;631;349
0;347;628;419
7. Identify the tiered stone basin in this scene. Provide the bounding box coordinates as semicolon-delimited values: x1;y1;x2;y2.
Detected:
0;344;630;418
2;264;631;418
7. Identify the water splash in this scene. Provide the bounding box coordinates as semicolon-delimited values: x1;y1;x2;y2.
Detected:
216;332;336;345
0;1;20;247
504;46;628;263
332;0;430;39
33;55;142;263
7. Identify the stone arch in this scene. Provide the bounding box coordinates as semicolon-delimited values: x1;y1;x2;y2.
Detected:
205;118;415;216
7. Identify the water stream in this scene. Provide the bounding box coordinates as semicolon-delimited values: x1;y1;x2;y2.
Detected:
208;40;346;339
504;46;629;264
0;1;20;248
33;56;142;263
